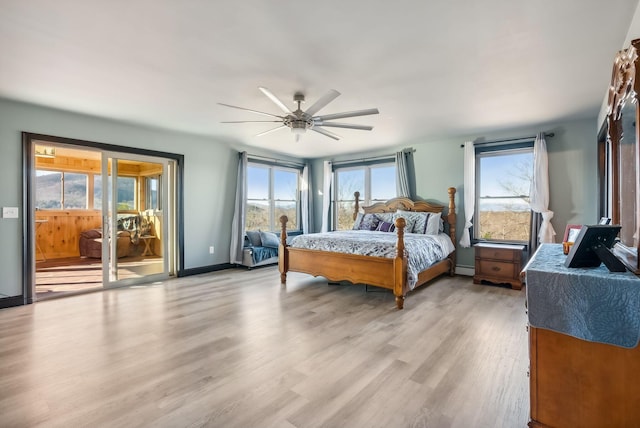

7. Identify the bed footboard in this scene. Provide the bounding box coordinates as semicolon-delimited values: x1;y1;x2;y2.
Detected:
277;187;456;310
279;215;289;284
278;215;408;309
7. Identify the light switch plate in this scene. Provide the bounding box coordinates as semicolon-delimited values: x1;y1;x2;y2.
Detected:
2;207;19;218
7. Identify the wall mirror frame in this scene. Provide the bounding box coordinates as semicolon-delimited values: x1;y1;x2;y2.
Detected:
602;38;640;273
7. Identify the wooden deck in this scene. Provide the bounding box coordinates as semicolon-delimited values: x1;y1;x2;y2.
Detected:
36;255;163;299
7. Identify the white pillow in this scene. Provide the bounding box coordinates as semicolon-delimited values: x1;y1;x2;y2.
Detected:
352;212;364;230
425;212;442;235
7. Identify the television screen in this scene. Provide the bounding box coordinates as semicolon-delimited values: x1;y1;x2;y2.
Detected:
564;225;625;271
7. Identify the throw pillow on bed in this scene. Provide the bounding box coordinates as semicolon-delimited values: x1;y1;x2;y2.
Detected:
395;210;428;234
358;213;380;230
259;230;280;248
426;212;442;235
376;221;396;232
375;212;395;224
352;212;364;230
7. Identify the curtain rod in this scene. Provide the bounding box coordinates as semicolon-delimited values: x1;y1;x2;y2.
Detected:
331;148;415;166
243;152;305;168
459;132;554;148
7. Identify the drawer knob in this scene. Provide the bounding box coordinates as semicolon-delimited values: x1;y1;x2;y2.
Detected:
491;266;501;272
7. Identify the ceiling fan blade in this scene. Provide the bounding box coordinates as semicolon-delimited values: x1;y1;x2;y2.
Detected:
304;89;340;116
218;103;284;119
314;122;373;131
255;125;288;137
314;108;379;121
259;87;293;115
311;127;340;140
221;120;282;123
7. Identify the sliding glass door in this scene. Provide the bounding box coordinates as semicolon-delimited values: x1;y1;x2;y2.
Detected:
101;152;174;287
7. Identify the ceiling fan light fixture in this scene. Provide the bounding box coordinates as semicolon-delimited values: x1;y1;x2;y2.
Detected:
219;87;379;142
291;126;306;134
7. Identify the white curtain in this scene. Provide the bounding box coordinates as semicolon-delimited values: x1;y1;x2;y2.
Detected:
320;160;333;233
530;133;556;243
301;163;313;234
460;141;475;248
229;151;248;264
395;150;411;197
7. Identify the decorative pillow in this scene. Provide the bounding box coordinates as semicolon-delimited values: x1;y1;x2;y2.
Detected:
246;230;262;247
395;210;428;234
425;212;442;235
259;230;280;248
375;212;396;224
352;212;364;230
358;213;380;231
376;221;396;232
439;217;445;232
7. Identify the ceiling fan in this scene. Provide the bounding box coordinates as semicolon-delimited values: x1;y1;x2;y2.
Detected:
218;87;379;141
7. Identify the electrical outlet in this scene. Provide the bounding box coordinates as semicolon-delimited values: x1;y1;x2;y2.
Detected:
209;246;214;254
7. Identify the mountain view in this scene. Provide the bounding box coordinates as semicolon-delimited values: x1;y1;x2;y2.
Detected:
35;171;134;210
245;202;297;231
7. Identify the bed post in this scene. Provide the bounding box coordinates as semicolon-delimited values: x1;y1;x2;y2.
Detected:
393;217;407;310
447;187;457;276
353;191;360;220
279;215;289;284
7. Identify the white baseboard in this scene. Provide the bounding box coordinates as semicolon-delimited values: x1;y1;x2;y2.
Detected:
455;266;475;276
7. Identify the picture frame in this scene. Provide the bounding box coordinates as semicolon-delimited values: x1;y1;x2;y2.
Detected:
563;224;582;243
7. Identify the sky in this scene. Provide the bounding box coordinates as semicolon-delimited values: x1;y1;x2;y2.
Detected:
479;152;532;197
247;166;298;200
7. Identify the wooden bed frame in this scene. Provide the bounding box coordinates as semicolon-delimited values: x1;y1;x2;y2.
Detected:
278;187;457;309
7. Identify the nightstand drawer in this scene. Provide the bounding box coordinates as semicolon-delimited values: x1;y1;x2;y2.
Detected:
474;243;524;290
477;260;517;278
475;246;517;261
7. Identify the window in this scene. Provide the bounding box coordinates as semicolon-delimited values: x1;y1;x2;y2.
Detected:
475;143;533;242
334;162;396;230
145;175;161;210
246;163;300;231
93;174;102;209
116;176;136;210
35;170;88;209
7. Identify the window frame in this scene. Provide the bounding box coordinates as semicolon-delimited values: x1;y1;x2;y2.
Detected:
145;175;161;211
35;168;89;210
246;161;301;232
473;141;534;244
332;160;396;230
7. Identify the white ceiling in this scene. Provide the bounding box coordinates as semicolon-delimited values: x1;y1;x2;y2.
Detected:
1;1;637;158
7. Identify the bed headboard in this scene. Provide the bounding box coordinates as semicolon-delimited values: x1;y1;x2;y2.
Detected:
354;187;457;245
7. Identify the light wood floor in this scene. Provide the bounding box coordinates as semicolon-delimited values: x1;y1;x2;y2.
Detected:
0;267;529;428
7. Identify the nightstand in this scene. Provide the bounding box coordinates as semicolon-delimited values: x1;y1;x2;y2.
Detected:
473;243;524;290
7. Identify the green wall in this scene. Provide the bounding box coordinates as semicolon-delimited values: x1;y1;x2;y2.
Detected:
0;95;599;301
310;117;599;271
0;98;279;299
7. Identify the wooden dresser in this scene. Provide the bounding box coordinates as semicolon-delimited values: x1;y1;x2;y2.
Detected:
524;244;640;427
473;243;524;290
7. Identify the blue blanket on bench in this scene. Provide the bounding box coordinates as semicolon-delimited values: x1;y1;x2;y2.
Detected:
251;246;278;264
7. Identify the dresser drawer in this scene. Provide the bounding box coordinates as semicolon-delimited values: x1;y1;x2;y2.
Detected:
477;259;517;278
475;246;518;261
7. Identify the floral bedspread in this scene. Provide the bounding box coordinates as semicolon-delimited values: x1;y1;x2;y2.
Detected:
289;230;455;290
